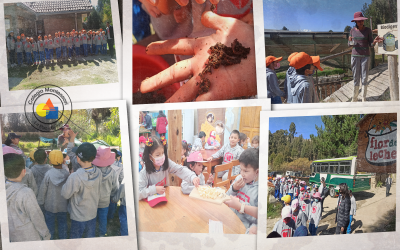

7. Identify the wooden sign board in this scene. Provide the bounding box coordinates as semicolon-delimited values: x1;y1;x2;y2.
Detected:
356;113;397;173
377;22;398;55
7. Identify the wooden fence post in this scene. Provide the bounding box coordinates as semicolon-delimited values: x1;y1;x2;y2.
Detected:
388;55;399;101
167;110;182;186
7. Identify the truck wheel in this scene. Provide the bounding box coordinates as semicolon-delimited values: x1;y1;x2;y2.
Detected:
330;187;336;197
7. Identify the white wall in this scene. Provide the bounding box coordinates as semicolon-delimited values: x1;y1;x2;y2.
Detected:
182;109;194;144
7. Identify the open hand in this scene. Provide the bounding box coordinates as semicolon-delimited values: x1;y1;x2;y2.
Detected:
141;11;256;102
373;35;384;44
224;195;241;211
193;177;200;187
68;130;78;142
207;156;213;162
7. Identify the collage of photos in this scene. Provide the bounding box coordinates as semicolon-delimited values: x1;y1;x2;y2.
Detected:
137;106;261;234
130;0;257;103
0;0;397;249
264;0;398;105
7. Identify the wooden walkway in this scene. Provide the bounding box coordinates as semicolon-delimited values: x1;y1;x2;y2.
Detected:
324;63;389;102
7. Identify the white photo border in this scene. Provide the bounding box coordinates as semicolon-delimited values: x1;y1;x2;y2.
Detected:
0;0;123;107
0;100;138;250
257;107;399;250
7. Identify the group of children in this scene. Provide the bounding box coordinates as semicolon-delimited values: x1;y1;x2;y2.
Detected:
3;129;127;242
6;29;109;67
266;52;323;104
138;132;260;234
270;177;357;237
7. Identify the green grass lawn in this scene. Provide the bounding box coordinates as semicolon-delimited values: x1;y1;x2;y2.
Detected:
8;54;118;91
267;199;283;219
276;67;347;80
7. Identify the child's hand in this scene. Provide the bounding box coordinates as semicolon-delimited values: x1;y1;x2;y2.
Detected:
140;0;162;18
175;0;219;7
207;173;214;183
68;130;78;141
141;11;256;102
224;195;241;211
348;36;353;41
248;225;257;234
233;178;245;191
192;177;200;187
207;157;213;162
156;186;166;194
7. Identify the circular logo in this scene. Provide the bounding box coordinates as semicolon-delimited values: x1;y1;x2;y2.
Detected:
24;84;72;132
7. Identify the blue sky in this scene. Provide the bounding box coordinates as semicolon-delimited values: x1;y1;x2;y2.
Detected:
269;116;324;139
263;0;372;32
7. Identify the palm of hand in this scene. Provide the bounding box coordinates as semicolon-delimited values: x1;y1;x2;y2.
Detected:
141;12;256;102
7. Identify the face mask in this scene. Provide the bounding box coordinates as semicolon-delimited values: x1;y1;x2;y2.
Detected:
150;154;165;166
66;160;70;165
274;62;280;69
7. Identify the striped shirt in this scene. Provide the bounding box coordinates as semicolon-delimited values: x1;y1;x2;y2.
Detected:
349;27;373;57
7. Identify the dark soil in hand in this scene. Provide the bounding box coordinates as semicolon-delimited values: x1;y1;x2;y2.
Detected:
196;39;250;96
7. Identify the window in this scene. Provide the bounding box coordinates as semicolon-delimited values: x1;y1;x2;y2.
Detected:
5;18;10;30
339;161;351;174
316;164;320;173
329;162;338;174
321;163;328;173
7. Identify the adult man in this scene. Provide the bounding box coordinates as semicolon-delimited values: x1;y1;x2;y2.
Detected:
143;111;152;130
57;124;71;151
385;174;392;197
7;31;16;67
106;21;114;57
318;177;329;214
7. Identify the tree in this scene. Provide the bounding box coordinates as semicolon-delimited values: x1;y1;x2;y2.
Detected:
282;26;288;31
87;10;102;29
273;153;284;171
91;108;111;134
328;30;333;32
289;122;296;142
344;25;351;32
361;0;397;30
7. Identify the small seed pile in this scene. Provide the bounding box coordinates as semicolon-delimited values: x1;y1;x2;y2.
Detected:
196;39;250;95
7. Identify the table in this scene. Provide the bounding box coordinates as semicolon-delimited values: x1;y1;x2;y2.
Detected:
138;186;246;234
201;149;222;174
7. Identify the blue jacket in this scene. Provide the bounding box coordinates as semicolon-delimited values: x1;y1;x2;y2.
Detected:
266;68;285;98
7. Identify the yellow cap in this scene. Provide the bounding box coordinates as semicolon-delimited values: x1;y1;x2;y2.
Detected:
49;150;63;165
282;195;291;204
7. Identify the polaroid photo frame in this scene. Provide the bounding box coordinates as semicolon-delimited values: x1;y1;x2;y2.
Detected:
0;100;138;250
124;0;263;105
0;0;123;107
129;99;269;249
257;106;399;249
254;0;400;110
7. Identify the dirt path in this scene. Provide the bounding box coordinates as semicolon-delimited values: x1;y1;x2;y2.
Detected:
267;184;396;235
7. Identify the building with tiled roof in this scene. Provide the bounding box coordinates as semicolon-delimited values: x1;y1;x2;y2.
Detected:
4;0;94;37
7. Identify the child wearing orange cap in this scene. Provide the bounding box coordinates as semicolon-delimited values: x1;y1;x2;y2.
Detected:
266;56;285;104
31;37;39;65
95;31;102;55
287;52;320;103
48;35;54;63
81;30;88;57
79;31;84;56
54;32;61;62
101;31;107;55
16;36;23;66
24;37;33;65
37;35;45;64
20;34;27;64
43;35;49;64
284;52;298;103
61;32;67;61
90;31;96;55
66;32;73;59
73;31;80;58
87;31;92;56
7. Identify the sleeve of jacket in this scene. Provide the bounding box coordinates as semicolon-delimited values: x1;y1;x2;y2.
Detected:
27;171;38;197
23;189;51;240
118;165;124;184
168;159;196;184
138;168;156;200
204;142;214;150
180;180;194;194
343;197;351;225
36;175;49;206
267;72;285;97
61;173;80;199
211;145;225;159
67;142;80;172
156;118;160;133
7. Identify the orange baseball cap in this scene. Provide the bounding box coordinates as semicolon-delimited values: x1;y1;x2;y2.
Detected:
44;35;48;38
265;56;282;67
288;52;298;62
49;34;52;37
38;35;42;38
289;52;313;69
62;31;65;35
312;56;324;71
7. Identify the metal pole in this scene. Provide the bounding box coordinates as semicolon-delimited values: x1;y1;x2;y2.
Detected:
388;55;399;101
